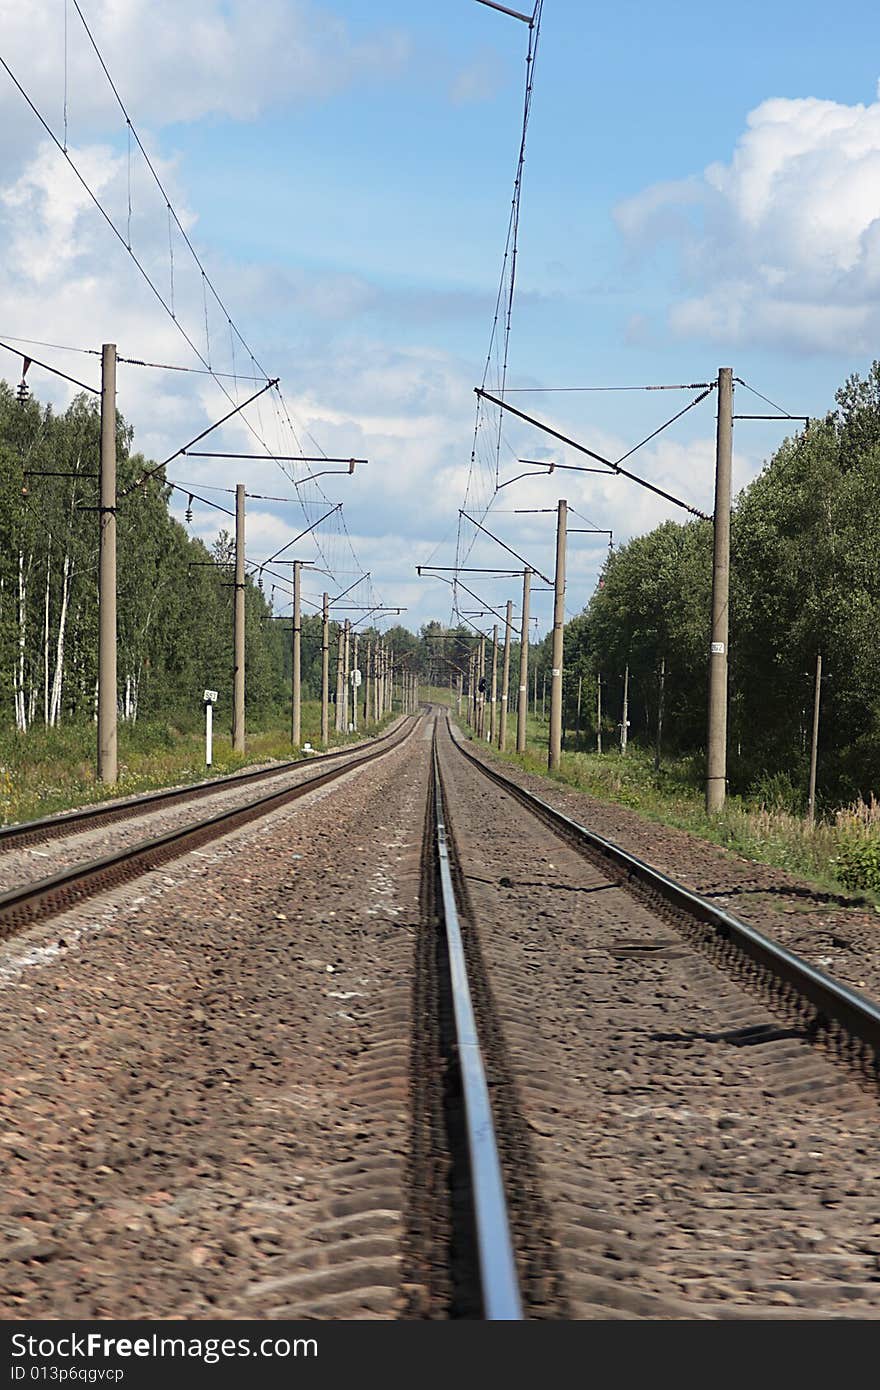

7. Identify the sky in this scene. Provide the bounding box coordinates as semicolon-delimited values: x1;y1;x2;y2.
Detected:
2;0;880;641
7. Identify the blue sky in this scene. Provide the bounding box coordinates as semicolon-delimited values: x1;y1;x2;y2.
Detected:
2;0;879;636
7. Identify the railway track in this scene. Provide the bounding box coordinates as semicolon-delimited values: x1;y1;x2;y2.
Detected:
0;716;417;942
4;705;880;1319
0;719;409;855
428;712;880;1317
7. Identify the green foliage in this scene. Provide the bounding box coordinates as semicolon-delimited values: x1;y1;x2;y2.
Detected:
561;362;880;810
0;381;288;735
835;834;880;894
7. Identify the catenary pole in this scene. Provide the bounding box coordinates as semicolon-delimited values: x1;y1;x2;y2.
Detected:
352;632;360;732
548;499;567;771
499;600;512;751
292;560;302;746
655;655;666;772
334;620;345;732
342;619;351;731
321;592;330;746
707;366;733;812
490;623;498;744
97;343;118;784
232;483;246;753
516;569;531;753
808;652;822;824
620;663;629;755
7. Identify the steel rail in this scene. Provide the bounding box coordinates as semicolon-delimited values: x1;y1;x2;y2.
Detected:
0;717;418;942
446;717;880;1054
0;720;409;854
431;729;523;1321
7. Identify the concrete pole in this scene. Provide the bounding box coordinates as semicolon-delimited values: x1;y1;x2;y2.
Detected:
291;560;302;746
707;366;733;813
334;620;345;732
576;675;582;751
352;632;359;732
516;570;531;754
380;645;387;718
478;636;486;738
364;640;371;725
321;592;330;746
232;483;246;754
342;619;351;731
97;343;118;784
655;655;666;773
457;673;463;717
620;664;629;756
597;673;603;754
548;499;567;772
808;652;822;824
378;643;384;721
499;599;512;751
490;623;498;744
470;648;477;729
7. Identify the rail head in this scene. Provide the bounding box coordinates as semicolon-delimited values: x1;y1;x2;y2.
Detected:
431;730;523;1321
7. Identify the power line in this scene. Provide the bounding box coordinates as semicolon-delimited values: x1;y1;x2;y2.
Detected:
1;17;380;612
502;382;714;393
68;0;271;388
457;0;545;576
0;335;265;380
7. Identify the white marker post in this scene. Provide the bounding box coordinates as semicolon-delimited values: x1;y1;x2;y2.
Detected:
350;668;362;733
204;689;218;767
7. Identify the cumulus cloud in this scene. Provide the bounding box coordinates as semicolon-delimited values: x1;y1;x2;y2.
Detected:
616;85;880;353
0;0;410;155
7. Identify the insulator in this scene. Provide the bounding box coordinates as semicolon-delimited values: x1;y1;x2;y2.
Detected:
16;380;29;405
258;570;264;592
185;494;193;524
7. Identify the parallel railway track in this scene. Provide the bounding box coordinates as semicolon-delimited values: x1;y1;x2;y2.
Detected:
4;705;880;1319
0;716;417;942
430;712;880;1317
0;719;409;855
445;715;880;1073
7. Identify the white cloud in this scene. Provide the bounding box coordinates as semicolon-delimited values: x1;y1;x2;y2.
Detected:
616;85;880;353
450;49;503;107
0;0;410;152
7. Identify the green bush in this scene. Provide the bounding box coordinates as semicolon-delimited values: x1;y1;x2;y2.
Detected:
747;769;805;815
835;834;880;893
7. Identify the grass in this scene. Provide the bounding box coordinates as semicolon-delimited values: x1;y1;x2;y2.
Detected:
0;700;396;827
420;685;453;707
460;711;880;906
